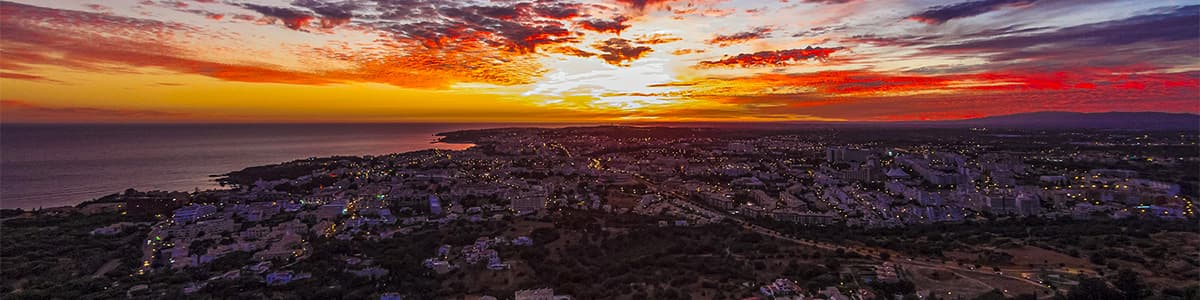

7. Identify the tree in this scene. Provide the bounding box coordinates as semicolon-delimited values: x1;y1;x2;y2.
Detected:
1114;269;1147;300
1014;294;1038;300
974;289;1006;300
1067;277;1121;300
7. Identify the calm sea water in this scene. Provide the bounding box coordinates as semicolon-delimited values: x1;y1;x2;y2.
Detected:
0;123;508;209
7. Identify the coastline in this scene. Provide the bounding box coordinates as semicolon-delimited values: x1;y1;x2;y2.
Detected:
0;124;502;210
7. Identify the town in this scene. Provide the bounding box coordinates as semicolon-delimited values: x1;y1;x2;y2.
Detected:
3;126;1197;299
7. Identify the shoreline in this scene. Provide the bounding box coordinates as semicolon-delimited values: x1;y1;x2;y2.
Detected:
2;127;488;210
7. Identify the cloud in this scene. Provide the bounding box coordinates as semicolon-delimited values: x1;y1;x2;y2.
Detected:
803;0;856;3
291;0;355;28
241;3;315;30
908;0;1037;25
0;1;543;88
671;48;705;55
591;38;653;66
930;5;1198;50
924;5;1199;70
614;0;673;11
841;34;933;47
707;27;772;46
0;99;192;122
634;33;682;45
547;46;597;58
532;3;583;19
696;46;842;68
577;16;630;35
0;72;62;83
670;69;1199;120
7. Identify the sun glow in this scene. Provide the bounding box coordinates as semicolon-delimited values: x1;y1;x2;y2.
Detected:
524;54;686;113
0;0;1196;123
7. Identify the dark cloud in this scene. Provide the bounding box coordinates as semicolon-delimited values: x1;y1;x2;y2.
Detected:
577;16;630;34
908;0;1036;25
591;38;652;66
291;0;355;20
614;0;672;11
933;5;1198;50
802;0;856;4
289;0;356;28
532;3;583;19
366;1;591;53
1;99;191;122
707;27;771;46
925;5;1199;69
697;46;842;68
840;24;1051;48
241;3;314;30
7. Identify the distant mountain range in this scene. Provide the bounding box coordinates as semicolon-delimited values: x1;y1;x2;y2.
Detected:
936;111;1200;129
628;111;1200;130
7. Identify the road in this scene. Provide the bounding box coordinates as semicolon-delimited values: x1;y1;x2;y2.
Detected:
651;180;1060;298
604;162;1063;298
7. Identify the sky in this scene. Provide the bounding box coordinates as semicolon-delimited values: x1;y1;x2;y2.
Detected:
0;0;1197;123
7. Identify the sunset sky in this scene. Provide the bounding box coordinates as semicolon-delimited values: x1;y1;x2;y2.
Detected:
0;0;1197;122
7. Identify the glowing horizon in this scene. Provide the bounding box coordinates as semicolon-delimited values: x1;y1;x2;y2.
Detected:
1;0;1197;123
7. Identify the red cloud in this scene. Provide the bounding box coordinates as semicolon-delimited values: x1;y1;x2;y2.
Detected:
697;47;842;68
0;2;544;88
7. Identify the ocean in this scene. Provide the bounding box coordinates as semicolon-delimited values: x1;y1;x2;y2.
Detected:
0;123;511;209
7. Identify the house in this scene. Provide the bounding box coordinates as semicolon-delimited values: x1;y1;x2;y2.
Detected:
760;278;800;297
317;202;347;220
512;236;533;246
515;288;555;300
173;205;217;223
312;221;336;236
474;237;491;250
241;225;271;240
246;261;272;274
265;271;310;285
510;193;545;215
125;192;187;216
821;287;849;300
487;258;510;270
79;202;124;214
701;192;736;210
91;222;131;235
423;258;455;274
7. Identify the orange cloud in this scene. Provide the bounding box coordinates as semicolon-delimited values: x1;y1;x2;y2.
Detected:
0;1;544;88
634;33;683;45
